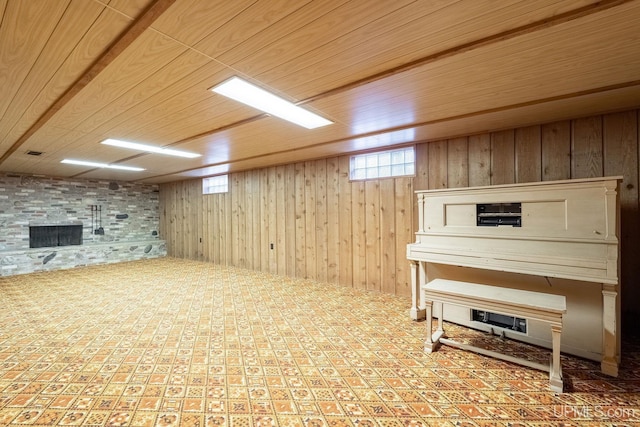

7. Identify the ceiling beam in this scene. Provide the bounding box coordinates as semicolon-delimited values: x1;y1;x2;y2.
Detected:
0;0;178;166
301;0;633;104
139;78;640;183
140;0;633;156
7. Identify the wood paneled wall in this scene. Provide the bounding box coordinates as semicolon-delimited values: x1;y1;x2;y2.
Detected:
160;158;415;296
160;109;640;330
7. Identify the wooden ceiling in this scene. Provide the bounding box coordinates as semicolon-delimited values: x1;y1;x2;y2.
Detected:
1;0;639;184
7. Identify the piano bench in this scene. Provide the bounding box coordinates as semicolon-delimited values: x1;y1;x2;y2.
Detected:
422;278;567;393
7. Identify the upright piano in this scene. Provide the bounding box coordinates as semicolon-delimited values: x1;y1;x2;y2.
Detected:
407;176;621;376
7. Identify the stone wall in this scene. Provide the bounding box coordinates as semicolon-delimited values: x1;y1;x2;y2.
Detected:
0;173;165;275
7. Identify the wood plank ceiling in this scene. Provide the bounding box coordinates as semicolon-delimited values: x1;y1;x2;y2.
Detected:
1;0;639;184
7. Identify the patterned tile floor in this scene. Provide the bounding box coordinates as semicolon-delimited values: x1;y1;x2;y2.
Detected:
0;258;639;426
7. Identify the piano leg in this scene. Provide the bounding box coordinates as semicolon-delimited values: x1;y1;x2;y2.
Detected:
409;260;426;320
601;284;619;377
409;260;420;320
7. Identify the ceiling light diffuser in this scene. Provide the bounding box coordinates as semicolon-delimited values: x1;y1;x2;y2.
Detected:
211;76;333;129
101;139;201;158
61;159;145;171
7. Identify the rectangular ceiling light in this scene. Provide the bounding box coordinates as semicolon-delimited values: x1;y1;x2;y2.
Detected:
101;139;201;158
61;159;145;171
211;76;333;129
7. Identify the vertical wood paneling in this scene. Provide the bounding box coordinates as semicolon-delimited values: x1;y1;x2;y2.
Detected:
196;182;203;260
491;129;515;185
413;143;429;232
219;194;235;265
428;140;447;189
202;194;211;262
572;116;603;179
338;156;353;287
267;167;277;273
603;111;638;319
394;177;413;297
209;194;218;263
414;143;429;190
304;161;317;279
276;165;287;276
468;133;491;187
541;121;571;181
245;171;255;270
252;171;262;270
160;107;640;332
230;173;240;266
515;125;541;183
326;157;340;284
260;169;269;272
352;180;367;289
380;178;396;294
365;180;381;292
294;163;306;277
315;159;328;283
177;182;186;258
189;182;198;259
285;164;297;276
447;137;469;189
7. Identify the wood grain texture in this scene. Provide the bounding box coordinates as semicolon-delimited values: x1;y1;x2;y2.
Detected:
365;180;381;292
515;125;541;183
304;161;317;279
0;0;178;163
572;116;603;179
294;162;306;278
326;158;340;284
447;137;469;189
380;178;396;295
352;179;367;290
315;159;328;283
160;108;640;332
542;121;571;181
603;111;638;319
468;133;491;187
394;177;413;297
285;164;297;277
338;156;353;287
490;129;515;185
428;140;447;189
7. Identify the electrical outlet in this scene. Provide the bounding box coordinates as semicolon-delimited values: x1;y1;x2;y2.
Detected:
270;243;274;250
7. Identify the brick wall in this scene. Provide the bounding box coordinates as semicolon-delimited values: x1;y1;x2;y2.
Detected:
0;173;160;250
0;173;165;275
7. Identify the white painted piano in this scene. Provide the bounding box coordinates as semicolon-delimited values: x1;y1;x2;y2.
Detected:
407;176;621;377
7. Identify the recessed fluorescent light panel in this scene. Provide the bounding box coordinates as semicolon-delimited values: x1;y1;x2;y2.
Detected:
101;139;201;158
61;159;145;172
211;76;333;129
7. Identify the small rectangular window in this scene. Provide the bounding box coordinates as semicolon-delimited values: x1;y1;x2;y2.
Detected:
350;147;415;180
203;175;229;194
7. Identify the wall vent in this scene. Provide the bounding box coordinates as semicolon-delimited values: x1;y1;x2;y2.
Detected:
472;309;527;333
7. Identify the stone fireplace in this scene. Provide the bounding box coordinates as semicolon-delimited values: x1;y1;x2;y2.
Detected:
29;221;83;248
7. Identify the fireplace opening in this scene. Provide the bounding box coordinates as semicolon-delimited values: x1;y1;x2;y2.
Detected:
29;223;83;248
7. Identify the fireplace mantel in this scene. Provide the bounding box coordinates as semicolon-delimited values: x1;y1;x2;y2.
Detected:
29;220;83;227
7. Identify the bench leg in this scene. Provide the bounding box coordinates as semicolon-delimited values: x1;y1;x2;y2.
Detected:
424;300;443;353
436;301;444;336
549;323;563;393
